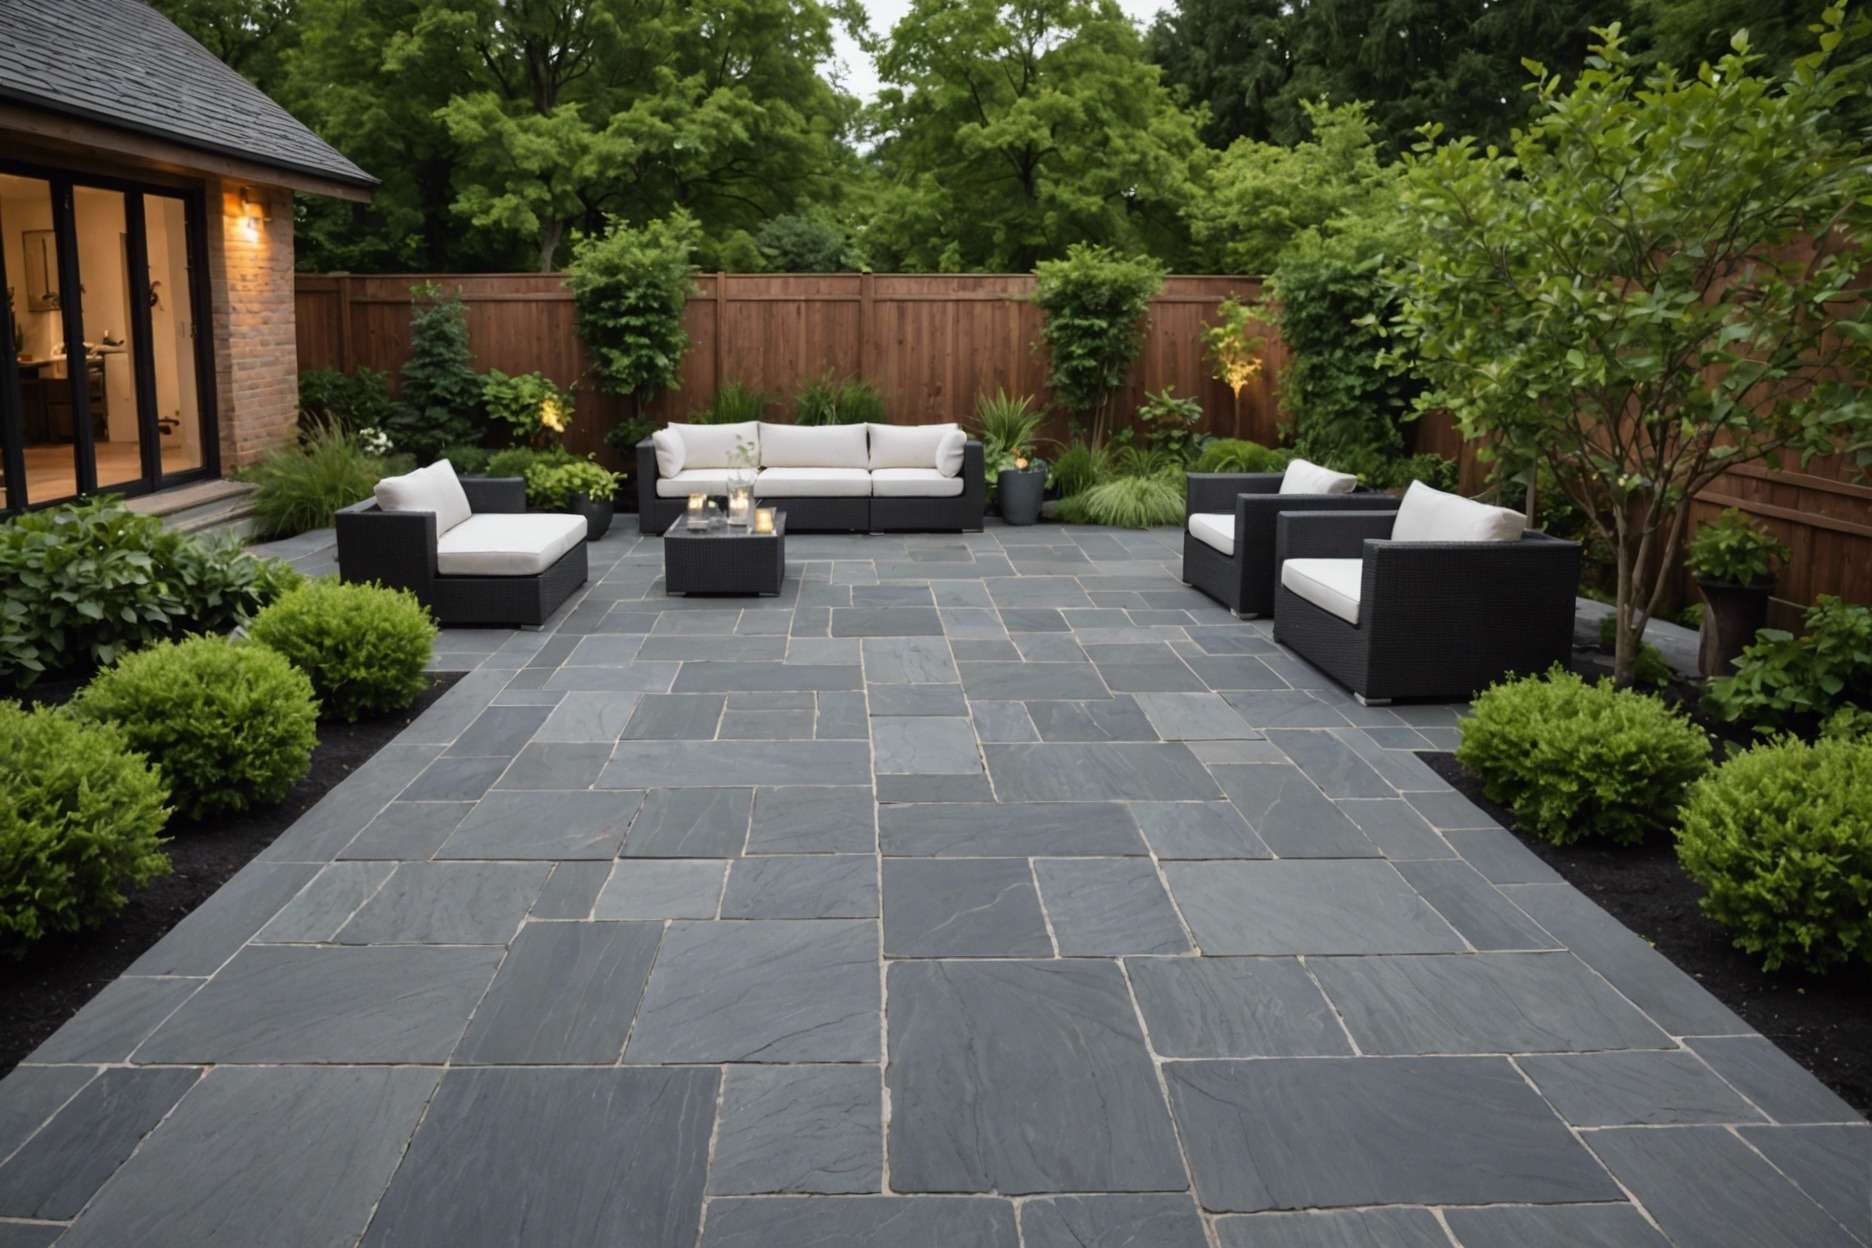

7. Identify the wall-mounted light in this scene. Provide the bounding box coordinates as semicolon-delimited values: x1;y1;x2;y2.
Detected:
239;187;272;229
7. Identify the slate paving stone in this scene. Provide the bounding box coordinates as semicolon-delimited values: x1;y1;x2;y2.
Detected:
445;705;552;756
1266;730;1395;797
989;578;1092;608
867;684;969;716
1025;696;1157;741
135;945;502;1062
1441;1203;1671;1248
623;693;726;739
938;607;1005;638
883;859;1052;957
1183;654;1287;689
888;960;1186;1194
872;717;981;773
876;773;996;802
454;922;661;1063
985;742;1221;801
1128;802;1272;859
1337;799;1451;860
1406;788;1501;830
676;663;864;693
1586;1125;1858;1248
54;1066;440;1248
1443;827;1563;884
879;802;1146;856
1738;1124;1872;1243
535;690;640;741
27;975;201;1063
337;862;548;944
1221;689;1349;729
959;661;1108;700
787;637;860;664
1519;1050;1766;1126
1020;1195;1208;1248
1125;957;1350;1058
831;607;944;637
1012;633;1087;661
624;788;752;857
969;699;1039;741
0;1067;199;1219
1132;692;1259;740
1332;729;1449;792
999;607;1073;631
708;1066;882;1194
0;1067;96;1160
626;919;879;1062
855;584;934;606
1188;738;1285;764
543;662;681;691
126;861;320;976
361;1067;717;1248
815;691;870;739
1033;858;1189;955
1166;1056;1619;1211
0;1223;60;1247
1393;860;1559;950
603;741;872;787
1212;764;1377;857
257;861;396;942
1312;952;1671;1054
638;635;786;661
492;742;612;788
861;637;958;684
1092;654;1208;693
530;860;611;919
1684;1035;1862;1123
1214;1208;1449;1247
399;754;508;801
440;789;641;859
1164;861;1464;954
748;787;875;852
722;855;878;918
338;801;472;859
728;690;815;709
701;1196;1017;1247
567;634;650;664
953;638;1020;660
594;859;727;919
1187;628;1279;655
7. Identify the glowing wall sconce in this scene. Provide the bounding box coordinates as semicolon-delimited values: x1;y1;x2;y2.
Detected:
239;187;272;235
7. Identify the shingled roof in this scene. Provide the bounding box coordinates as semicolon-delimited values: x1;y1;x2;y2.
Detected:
0;0;375;191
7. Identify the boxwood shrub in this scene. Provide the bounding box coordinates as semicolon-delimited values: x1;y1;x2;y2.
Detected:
249;580;436;721
1677;737;1872;974
1455;666;1712;845
70;636;318;820
1;702;171;946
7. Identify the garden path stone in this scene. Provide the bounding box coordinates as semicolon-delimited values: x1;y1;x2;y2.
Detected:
593;860;726;919
867;684;968;716
602;741;872;787
747;786;875;852
1019;1195;1207;1248
1131;691;1259;739
27;975;201;1064
624;788;752;857
530;860;611;919
453;922;661;1063
535;690;640;741
338;801;472;859
1684;1035;1862;1123
871;716;980;773
708;1066;882;1195
1129;802;1270;858
1125;957;1349;1058
1737;1125;1872;1242
882;859;1051;957
879;802;1145;856
1211;764;1377;857
721;856;877;918
336;862;548;944
0;1067;97;1162
1394;860;1558;951
0;1067;199;1219
1265;730;1394;797
985;742;1221;801
444;704;551;756
1337;798;1451;859
958;662;1108;700
1032;858;1189;955
1521;1050;1767;1126
861;637;958;683
439;790;640;859
1214;1208;1449;1247
623;693;725;739
492;741;611;788
1164;861;1464;955
125;861;319;976
256;862;395;942
701;1197;1017;1247
830;607;944;636
1025;696;1157;741
1441;1204;1671;1247
399;754;507;801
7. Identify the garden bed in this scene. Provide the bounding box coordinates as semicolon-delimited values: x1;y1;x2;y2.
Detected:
0;672;461;1075
1424;750;1872;1118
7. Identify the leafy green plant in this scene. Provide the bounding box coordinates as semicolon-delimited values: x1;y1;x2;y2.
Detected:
974;388;1047;483
1706;597;1872;737
1456;666;1712;846
1822;705;1872;741
692;381;774;425
603;414;657;459
483;446;578;507
1047;440;1109;498
0;702;170;947
1676;736;1872;973
1193;438;1290;474
242;419;390;540
1687;509;1790;587
1031;244;1166;446
531;459;625;510
439;444;492;475
483;369;573;447
1055;472;1185;528
794;374;885;425
0;499;300;689
383;283;486;461
70;636;318;820
249;580;436;721
297;366;396;435
1136;388;1204;464
1201;297;1267;400
566;211;699;405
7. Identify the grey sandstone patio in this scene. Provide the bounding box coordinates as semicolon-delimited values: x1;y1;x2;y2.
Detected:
1;524;1866;1247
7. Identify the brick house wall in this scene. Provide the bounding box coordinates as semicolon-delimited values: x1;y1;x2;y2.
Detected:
204;180;299;470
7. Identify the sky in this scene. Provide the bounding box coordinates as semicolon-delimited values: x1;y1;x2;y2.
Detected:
828;0;1174;101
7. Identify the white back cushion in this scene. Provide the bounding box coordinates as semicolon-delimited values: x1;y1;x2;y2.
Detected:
758;422;870;469
375;459;472;535
935;428;967;477
652;427;686;476
1390;480;1527;544
869;423;961;470
1278;458;1358;496
667;421;758;470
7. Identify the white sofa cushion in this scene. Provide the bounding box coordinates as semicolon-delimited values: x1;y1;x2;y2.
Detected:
1391;480;1526;544
652;427;686;477
869;422;961;471
656;468;743;498
1188;512;1235;557
758;422;869;469
1282;557;1364;625
755;467;872;497
872;467;964;498
374;460;471;536
1278;458;1358;496
436;513;586;576
664;421;758;470
935;428;967;477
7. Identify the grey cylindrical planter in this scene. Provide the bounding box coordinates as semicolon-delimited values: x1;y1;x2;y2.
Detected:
571;494;615;541
1697;577;1771;677
997;469;1045;525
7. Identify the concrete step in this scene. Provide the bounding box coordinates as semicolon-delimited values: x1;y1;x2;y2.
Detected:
127;479;260;542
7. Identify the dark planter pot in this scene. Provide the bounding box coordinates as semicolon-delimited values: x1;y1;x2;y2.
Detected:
571;493;615;541
1697;577;1772;678
997;468;1045;525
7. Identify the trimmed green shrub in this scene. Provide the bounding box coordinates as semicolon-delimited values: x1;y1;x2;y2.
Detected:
297;366;396;435
1193;438;1290;474
1456;666;1711;845
439;444;492;475
531;459;625;510
693;381;773;425
1677;736;1872;973
1706;596;1872;737
0;702;171;946
249;580;436;721
1055;472;1185;528
483;369;574;446
1047;441;1109;499
567;211;699;404
0;499;300;689
70;637;318;820
383;283;486;460
483;446;577;508
1031;244;1166;446
795;374;885;426
242;419;389;540
1687;508;1788;586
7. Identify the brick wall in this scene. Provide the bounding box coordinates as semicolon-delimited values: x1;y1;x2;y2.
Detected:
204;180;298;469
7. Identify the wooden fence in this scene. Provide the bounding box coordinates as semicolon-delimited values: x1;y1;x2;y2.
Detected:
295;271;1867;624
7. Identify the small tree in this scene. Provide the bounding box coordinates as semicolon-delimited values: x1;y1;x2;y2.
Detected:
1032;244;1166;446
1390;10;1872;684
1201;296;1266;438
385;283;484;461
566;211;700;410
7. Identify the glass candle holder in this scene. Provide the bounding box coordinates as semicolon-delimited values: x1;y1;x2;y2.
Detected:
753;506;776;534
684;492;709;530
726;484;754;527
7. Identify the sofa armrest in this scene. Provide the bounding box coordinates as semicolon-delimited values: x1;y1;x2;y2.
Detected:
1361;533;1582;636
461;475;526;514
334;499;438;592
1275;510;1400;561
959;439;987;525
1186;472;1280;516
637;437;661;515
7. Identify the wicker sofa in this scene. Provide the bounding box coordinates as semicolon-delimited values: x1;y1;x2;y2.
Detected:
637;420;985;534
336;462;587;627
1270;482;1581;703
1183;465;1401;617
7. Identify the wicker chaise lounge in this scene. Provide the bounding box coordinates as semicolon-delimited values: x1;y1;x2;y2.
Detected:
1272;481;1581;703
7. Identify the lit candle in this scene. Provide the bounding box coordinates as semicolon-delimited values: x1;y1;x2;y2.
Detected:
727;485;753;526
753;507;775;534
687;492;706;512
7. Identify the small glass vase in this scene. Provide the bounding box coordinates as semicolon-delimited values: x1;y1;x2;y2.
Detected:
725;481;755;527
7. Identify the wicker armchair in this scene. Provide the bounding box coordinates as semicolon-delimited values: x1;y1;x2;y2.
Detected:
335;476;588;628
1271;509;1581;703
1182;473;1402;617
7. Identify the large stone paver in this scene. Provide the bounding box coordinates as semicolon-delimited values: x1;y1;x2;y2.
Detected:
8;523;1860;1246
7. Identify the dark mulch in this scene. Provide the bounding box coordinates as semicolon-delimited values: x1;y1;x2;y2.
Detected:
0;672;462;1076
1424;749;1872;1118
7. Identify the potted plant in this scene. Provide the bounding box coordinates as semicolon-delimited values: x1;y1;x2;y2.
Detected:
1686;508;1789;677
998;447;1048;525
535;457;625;540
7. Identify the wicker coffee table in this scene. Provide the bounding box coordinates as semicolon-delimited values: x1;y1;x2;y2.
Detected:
663;511;787;596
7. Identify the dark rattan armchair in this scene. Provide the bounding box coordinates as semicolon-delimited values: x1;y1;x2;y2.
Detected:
1271;509;1581;703
1182;474;1402;617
